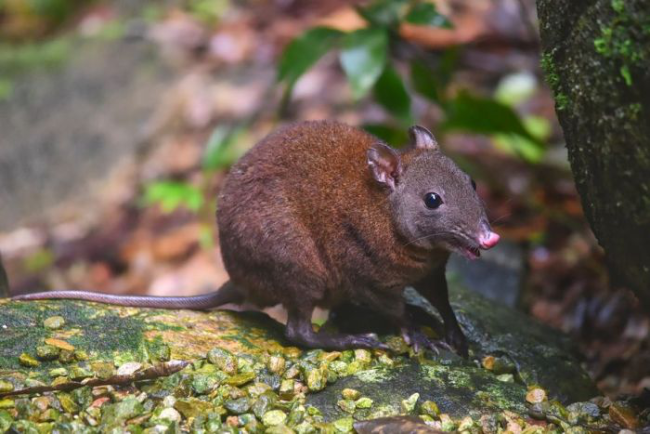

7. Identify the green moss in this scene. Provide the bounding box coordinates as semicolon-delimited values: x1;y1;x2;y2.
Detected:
220;334;259;349
479;383;524;411
540;52;569;110
353;368;392;383
611;0;625;12
555;93;570;111
620;65;632;86
592;0;650;86
0;38;73;78
446;370;471;388
540;53;560;89
0;300;166;379
145;336;171;362
627;102;642;120
421;363;447;381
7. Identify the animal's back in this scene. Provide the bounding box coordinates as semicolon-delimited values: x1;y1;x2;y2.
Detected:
216;121;383;308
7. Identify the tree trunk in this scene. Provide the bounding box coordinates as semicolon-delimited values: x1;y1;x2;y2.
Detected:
0;253;8;298
536;0;650;308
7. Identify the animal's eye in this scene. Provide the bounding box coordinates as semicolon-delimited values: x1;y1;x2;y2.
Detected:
424;192;443;209
471;179;477;190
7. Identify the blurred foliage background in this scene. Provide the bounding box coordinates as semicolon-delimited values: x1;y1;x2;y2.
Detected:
0;0;648;397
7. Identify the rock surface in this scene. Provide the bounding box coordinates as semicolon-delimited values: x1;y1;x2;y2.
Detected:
0;282;612;431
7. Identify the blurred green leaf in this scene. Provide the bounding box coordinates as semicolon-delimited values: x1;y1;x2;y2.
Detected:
494;72;537;107
355;0;408;28
373;64;412;123
522;115;552;140
143;181;204;214
142;4;165;22
363;123;409;147
188;0;229;24
410;59;440;103
405;2;452;28
198;223;215;249
0;39;71;76
442;91;544;148
24;248;54;273
437;47;460;88
493;134;544;163
27;0;77;21
278;27;344;91
340;27;388;99
0;78;14;101
95;20;125;41
493;115;550;163
202;125;244;171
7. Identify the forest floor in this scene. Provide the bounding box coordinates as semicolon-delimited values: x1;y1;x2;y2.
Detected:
1;0;648;399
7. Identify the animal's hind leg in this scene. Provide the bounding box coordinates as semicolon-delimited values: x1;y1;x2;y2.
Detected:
285;306;388;351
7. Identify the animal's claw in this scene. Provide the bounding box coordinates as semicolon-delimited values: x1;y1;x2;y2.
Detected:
401;326;452;355
350;334;389;350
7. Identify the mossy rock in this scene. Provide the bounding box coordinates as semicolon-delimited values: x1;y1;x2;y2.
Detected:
439;284;598;403
0;283;602;431
0;300;288;377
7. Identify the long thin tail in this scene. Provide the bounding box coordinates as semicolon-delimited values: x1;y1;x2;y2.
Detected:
11;281;242;310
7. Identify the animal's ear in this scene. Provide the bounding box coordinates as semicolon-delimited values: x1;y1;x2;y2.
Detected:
408;125;439;150
367;142;402;191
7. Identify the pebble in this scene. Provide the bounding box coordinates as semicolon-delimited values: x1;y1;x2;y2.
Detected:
341;388;361;400
262;409;287;426
609;404;638;429
525;388;547;404
420;400;441;417
43;316;65;329
355;397;373;409
158;407;181;422
174;398;213;419
333;416;354;432
268;356;286;375
36;345;60;360
207;347;238;375
44;338;75;352
304;367;325;391
225;371;256;386
337;399;356;413
0;381;13;393
117;362;142;376
401;393;420;413
18;353;39;367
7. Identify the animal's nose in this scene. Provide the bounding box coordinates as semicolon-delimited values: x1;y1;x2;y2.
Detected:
479;231;500;249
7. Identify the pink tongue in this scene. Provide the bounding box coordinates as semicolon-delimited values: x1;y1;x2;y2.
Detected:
479;231;500;249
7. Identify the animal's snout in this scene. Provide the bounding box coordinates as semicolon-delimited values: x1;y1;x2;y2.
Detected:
479;231;500;250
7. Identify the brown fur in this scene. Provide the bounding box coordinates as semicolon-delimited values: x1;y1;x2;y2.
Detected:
218;121;437;310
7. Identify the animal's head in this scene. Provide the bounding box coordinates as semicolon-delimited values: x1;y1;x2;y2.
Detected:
367;126;499;258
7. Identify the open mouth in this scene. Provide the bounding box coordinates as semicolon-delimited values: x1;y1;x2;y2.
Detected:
458;245;481;260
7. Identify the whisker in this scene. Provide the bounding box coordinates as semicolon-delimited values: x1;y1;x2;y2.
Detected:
490;212;511;226
402;231;446;248
402;230;476;250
